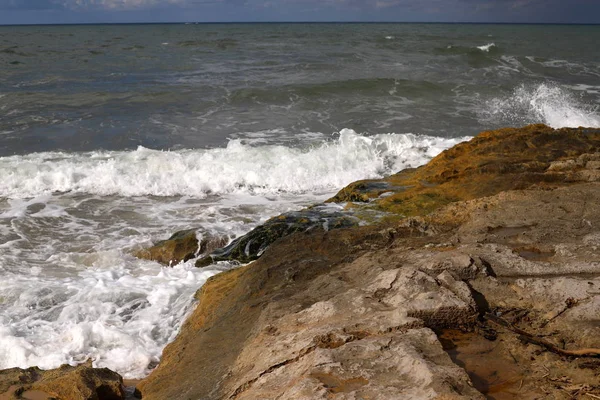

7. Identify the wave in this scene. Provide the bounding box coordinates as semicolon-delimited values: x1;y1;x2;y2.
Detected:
434;44;502;68
228;78;447;104
436;43;502;57
476;43;496;52
176;38;238;50
481;83;600;129
0;130;469;200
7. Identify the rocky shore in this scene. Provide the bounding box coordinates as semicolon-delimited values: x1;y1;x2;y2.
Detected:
4;124;600;399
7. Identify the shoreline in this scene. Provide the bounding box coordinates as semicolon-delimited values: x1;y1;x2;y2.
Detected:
3;124;600;399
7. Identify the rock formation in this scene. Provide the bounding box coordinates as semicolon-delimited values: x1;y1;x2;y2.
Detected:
134;229;229;266
0;364;124;400
137;125;600;399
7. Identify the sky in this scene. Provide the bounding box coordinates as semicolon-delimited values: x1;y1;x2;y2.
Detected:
0;0;599;25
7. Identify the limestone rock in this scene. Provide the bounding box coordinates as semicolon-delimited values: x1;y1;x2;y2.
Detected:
0;364;124;400
328;125;600;218
231;329;482;400
133;125;600;399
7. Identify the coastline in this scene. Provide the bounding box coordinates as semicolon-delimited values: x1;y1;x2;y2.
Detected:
4;124;600;399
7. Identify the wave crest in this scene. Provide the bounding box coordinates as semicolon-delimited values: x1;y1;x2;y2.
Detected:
476;43;496;52
0;130;468;199
481;83;600;129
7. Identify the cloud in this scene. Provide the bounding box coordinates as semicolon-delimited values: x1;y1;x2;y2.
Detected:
63;0;187;10
374;0;403;8
0;0;197;11
0;0;65;10
0;0;555;12
255;0;541;13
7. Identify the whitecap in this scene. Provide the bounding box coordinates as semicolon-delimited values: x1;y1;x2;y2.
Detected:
0;258;226;378
476;43;496;52
0;130;469;200
480;83;600;129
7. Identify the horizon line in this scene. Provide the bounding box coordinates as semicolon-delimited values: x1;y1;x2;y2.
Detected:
1;21;599;27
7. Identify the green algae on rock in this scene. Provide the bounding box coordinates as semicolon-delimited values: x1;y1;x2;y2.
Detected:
195;209;358;267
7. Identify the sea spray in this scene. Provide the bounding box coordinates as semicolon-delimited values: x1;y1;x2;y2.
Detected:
481;83;600;129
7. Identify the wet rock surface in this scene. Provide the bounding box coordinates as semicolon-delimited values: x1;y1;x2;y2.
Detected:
134;229;229;266
195;208;358;267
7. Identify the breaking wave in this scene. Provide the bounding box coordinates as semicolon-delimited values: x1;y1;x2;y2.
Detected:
481;83;600;129
476;43;496;52
0;129;469;199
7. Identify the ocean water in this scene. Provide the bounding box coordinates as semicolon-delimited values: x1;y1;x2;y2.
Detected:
0;23;599;379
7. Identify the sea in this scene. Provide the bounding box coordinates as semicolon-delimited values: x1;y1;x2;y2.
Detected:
0;23;599;379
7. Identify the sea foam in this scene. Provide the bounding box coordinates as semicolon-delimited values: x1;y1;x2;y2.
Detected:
0;130;469;199
0;257;225;379
482;83;600;129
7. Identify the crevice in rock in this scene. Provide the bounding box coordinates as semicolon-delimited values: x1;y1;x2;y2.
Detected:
465;281;491;318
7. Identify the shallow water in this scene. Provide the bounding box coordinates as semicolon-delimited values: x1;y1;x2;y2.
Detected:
438;329;528;399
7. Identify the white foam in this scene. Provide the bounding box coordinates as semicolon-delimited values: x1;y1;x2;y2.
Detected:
0;130;468;199
476;43;496;52
0;256;227;379
482;83;600;129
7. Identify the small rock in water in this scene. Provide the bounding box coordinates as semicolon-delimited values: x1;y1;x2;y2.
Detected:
196;210;357;267
134;229;229;266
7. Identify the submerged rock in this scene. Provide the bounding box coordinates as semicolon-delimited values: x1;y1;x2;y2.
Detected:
195;209;358;267
0;364;124;400
134;229;229;266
